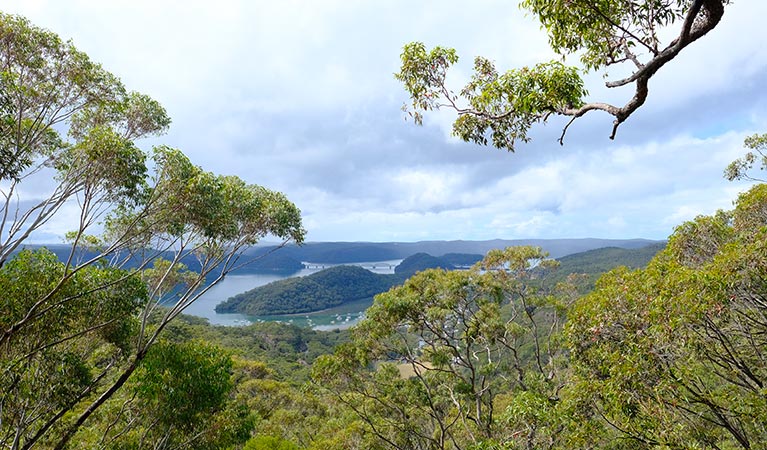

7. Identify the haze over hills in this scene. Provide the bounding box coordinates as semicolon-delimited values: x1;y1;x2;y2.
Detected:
244;238;662;264
16;238;664;277
20;238;661;264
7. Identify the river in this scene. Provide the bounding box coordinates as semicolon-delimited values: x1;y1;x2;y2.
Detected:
181;260;402;329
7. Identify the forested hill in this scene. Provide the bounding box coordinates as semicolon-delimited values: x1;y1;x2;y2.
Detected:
216;265;401;315
394;252;455;275
216;252;467;316
549;242;666;289
557;243;666;273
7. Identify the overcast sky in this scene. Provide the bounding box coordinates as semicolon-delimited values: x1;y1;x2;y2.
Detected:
5;1;766;242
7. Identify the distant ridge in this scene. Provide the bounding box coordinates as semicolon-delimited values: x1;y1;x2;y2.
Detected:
245;238;662;263
14;238;663;273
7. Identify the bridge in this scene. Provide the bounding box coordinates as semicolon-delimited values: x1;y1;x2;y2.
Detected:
303;262;397;270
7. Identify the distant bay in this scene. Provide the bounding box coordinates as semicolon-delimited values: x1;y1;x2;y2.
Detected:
183;260;401;328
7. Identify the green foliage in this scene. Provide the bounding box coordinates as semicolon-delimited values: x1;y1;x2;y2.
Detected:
132;340;233;431
163;316;350;382
725;133;767;182
307;218;766;449
0;12;304;448
79;340;254;450
394;42;458;126
0;13;160;182
396;1;730;147
3;8;758;450
107;146;304;248
313;246;576;449
149;317;366;449
396;42;586;150
521;0;694;70
566;183;767;448
56;125;150;205
244;436;302;450
556;243;664;274
0;248;147;448
453;59;586;149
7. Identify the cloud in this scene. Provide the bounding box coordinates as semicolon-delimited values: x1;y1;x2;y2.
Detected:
2;1;764;243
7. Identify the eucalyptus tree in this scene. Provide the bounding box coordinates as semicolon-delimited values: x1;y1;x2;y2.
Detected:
566;184;767;449
0;13;304;449
92;339;239;449
396;0;730;149
313;247;576;450
726;133;767;183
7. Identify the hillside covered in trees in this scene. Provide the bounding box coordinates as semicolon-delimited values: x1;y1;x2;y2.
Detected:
215;252;473;315
216;265;400;315
548;242;666;290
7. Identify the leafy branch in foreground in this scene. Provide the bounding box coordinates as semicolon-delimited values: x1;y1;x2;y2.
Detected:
725;133;767;183
396;0;729;149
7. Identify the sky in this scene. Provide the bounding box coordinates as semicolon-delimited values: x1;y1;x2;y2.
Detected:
4;0;767;243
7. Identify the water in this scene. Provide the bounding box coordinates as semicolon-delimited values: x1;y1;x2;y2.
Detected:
182;260;401;328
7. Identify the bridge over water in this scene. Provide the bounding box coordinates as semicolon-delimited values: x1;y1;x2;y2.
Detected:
302;261;399;271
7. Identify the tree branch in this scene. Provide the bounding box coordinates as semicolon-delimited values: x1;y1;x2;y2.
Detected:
559;0;724;141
